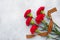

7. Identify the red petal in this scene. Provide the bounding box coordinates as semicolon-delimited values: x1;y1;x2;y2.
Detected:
24;9;31;18
36;6;45;16
30;24;38;34
40;6;45;10
35;14;45;24
26;17;32;26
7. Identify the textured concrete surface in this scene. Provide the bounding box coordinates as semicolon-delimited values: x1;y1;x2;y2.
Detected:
0;0;60;40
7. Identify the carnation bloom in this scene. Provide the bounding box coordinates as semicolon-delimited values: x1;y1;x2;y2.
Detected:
24;9;32;18
35;14;45;24
36;6;45;16
30;24;38;34
26;17;34;26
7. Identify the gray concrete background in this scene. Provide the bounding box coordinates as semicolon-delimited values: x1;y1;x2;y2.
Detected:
0;0;60;40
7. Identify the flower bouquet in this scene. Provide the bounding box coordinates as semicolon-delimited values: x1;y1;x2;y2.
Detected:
24;6;60;40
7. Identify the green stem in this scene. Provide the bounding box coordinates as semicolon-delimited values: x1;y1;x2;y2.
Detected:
54;31;60;35
42;20;48;30
35;30;40;34
42;20;48;26
52;28;60;35
54;22;59;28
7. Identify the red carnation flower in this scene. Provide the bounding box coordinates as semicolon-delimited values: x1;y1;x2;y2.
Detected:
30;24;38;34
35;14;45;24
36;6;45;16
26;17;32;26
40;6;45;10
24;9;32;18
